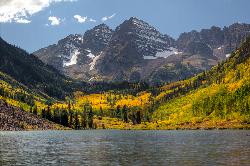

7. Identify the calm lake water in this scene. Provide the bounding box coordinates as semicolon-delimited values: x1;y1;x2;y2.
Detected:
0;130;249;166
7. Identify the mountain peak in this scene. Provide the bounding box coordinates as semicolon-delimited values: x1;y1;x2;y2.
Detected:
125;17;150;27
84;23;113;39
88;23;113;31
97;23;109;27
83;24;113;52
115;17;156;34
128;16;140;22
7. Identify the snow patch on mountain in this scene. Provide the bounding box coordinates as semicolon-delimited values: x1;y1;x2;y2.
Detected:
143;56;157;60
143;47;179;60
226;54;231;58
155;47;179;58
63;49;80;67
85;49;91;53
89;53;101;70
87;52;95;59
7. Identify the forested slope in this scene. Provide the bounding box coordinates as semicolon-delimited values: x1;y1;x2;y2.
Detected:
0;37;85;99
152;36;250;129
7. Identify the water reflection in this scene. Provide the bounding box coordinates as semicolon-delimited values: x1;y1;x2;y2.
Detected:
0;130;249;166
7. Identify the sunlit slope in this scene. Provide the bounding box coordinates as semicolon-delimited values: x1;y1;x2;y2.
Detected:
0;70;53;112
153;37;250;126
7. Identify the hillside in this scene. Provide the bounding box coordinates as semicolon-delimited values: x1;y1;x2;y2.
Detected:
151;36;250;129
0;100;65;130
0;37;85;99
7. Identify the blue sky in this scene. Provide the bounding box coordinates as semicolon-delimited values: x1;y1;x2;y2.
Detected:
0;0;250;53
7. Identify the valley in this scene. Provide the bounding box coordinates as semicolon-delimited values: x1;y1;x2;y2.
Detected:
1;19;250;130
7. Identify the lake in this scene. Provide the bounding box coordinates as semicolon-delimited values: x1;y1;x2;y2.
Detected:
0;130;249;166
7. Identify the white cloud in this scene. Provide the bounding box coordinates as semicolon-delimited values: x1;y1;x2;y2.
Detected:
101;13;116;22
48;16;60;26
0;0;77;23
15;18;31;24
74;15;87;23
89;18;96;23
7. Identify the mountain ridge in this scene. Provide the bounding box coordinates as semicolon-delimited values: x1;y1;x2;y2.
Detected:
33;17;250;84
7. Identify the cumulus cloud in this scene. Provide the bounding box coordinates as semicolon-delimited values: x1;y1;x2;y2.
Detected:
48;16;61;26
74;15;87;23
0;0;77;23
101;13;116;22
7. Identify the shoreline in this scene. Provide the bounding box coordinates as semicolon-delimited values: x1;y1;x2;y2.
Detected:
1;123;249;131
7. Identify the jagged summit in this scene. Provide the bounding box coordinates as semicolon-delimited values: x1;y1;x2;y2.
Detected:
116;17;157;32
111;16;176;60
83;23;113;53
129;16;140;20
94;17;178;82
57;34;83;49
33;18;250;84
85;23;113;37
92;23;111;29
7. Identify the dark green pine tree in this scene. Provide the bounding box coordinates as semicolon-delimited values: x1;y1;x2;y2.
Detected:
81;104;88;129
33;105;38;115
116;105;121;119
74;112;80;130
122;105;128;123
61;110;69;127
131;112;137;125
46;105;52;121
88;105;94;129
53;107;61;124
69;110;73;128
41;109;46;119
136;110;141;124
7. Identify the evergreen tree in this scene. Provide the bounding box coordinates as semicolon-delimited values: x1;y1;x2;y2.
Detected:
81;104;88;129
33;105;38;115
53;107;61;124
131;112;137;125
122;105;128;123
116;105;121;119
74;112;80;129
46;105;52;121
100;106;103;117
69;110;73;128
61;110;69;127
136;110;141;124
41;109;46;119
88;105;94;129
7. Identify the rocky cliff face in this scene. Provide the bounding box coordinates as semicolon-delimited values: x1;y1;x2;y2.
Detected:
34;18;250;84
177;23;250;60
95;17;177;82
34;24;113;80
